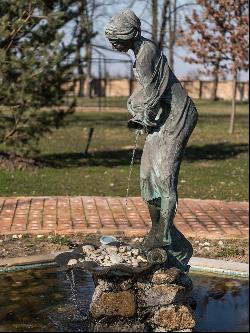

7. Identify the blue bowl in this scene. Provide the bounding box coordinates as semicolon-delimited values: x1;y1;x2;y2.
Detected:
100;235;118;245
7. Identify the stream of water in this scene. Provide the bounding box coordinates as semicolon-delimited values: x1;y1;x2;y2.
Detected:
65;269;85;321
124;131;140;220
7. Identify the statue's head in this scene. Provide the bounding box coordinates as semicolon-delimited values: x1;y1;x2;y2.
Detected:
105;9;141;52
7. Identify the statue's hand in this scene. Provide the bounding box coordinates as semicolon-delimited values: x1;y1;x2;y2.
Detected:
127;118;147;135
127;115;158;134
127;118;145;130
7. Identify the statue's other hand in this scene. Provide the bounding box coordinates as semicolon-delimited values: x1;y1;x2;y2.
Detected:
143;114;158;128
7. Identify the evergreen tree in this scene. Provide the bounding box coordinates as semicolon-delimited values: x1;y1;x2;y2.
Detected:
0;0;76;156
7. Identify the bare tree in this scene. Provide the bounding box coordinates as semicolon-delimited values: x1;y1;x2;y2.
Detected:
151;0;159;43
68;0;97;97
158;0;170;49
142;0;195;71
178;0;249;133
168;0;177;70
67;0;120;98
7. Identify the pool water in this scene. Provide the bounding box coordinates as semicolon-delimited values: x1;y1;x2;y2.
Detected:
0;267;248;332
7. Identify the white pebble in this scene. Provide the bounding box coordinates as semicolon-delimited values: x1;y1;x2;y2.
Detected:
12;235;18;239
106;246;118;254
109;254;124;265
67;259;78;266
218;241;224;246
36;234;44;238
131;259;139;267
204;242;211;246
82;245;95;254
137;255;147;262
119;246;127;253
124;257;132;264
131;249;140;256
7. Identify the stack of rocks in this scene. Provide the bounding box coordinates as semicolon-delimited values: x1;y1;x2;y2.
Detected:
77;244;147;267
88;266;196;332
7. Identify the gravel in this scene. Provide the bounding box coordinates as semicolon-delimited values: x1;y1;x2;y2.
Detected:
76;243;147;267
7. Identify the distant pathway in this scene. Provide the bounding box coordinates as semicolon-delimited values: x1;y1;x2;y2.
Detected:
75;106;127;112
0;197;248;239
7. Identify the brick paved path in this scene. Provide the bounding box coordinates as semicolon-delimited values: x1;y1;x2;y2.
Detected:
0;197;248;239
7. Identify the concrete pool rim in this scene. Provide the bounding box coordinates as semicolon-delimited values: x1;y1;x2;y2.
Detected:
0;253;248;278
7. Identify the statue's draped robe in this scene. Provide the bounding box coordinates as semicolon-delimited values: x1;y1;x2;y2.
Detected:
128;37;198;271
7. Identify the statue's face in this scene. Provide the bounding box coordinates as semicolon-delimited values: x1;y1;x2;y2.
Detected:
109;39;132;52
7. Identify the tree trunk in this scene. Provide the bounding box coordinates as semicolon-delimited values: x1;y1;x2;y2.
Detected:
199;80;203;99
77;47;84;97
85;42;92;98
76;2;86;97
158;0;170;49
229;69;237;134
212;73;219;101
151;0;158;43
168;0;177;71
212;59;220;101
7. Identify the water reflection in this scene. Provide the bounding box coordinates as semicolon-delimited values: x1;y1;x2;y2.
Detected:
192;272;249;332
0;268;248;332
0;268;94;332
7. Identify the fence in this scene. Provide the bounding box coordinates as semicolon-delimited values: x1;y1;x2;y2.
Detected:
181;80;249;101
66;78;249;104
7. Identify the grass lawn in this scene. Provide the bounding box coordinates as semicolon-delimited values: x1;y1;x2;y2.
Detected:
0;100;248;201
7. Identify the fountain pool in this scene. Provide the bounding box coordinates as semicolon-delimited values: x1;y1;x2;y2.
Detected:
0;267;248;332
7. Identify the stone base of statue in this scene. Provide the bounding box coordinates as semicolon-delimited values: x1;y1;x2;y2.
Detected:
55;241;196;332
88;266;196;332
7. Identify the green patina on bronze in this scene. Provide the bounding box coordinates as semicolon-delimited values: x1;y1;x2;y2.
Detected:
105;9;198;272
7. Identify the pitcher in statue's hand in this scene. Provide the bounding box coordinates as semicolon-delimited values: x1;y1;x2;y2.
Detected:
105;9;198;273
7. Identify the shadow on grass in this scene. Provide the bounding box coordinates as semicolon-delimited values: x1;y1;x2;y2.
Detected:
185;143;248;161
37;142;248;168
61;112;248;128
38;149;142;168
62;112;129;127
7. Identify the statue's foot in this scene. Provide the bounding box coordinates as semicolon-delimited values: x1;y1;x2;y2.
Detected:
146;248;168;264
141;233;166;252
140;234;168;265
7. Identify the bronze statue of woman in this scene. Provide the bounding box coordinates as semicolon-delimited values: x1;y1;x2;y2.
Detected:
105;9;198;273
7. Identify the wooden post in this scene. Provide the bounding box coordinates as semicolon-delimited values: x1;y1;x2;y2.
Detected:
85;127;94;155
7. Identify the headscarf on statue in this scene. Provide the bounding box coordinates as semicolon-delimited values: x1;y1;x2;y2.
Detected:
105;9;141;40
